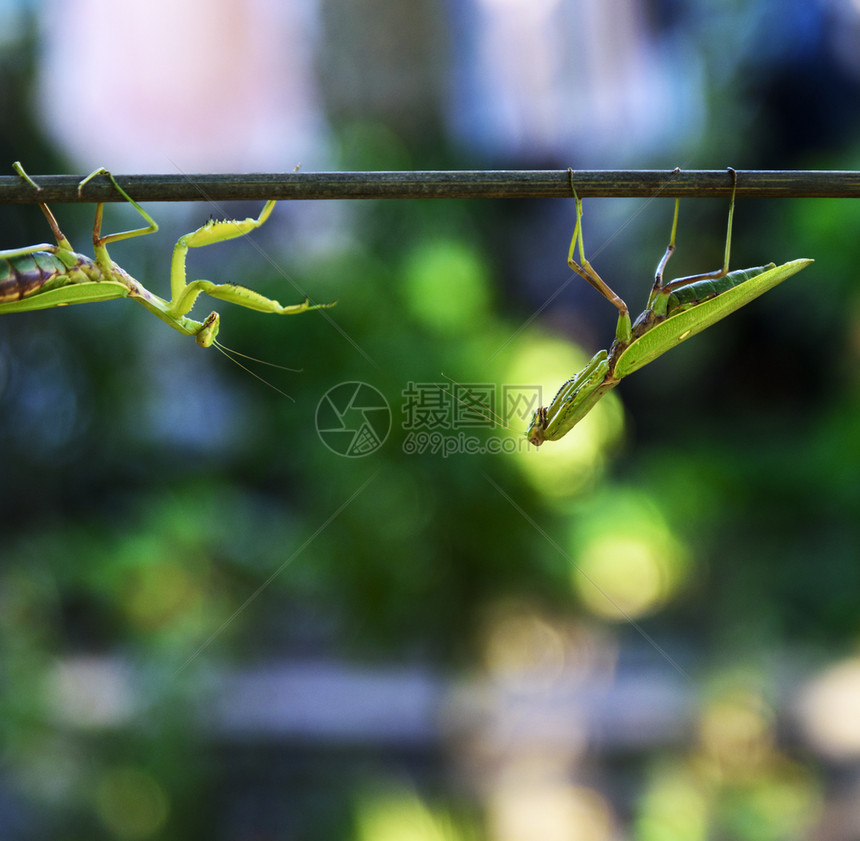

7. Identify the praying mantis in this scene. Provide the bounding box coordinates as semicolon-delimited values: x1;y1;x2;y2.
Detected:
526;168;813;446
0;162;333;349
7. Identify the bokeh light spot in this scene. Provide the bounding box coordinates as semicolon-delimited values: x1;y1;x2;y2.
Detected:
798;657;860;760
354;784;466;841
94;766;169;840
569;490;689;620
402;239;491;333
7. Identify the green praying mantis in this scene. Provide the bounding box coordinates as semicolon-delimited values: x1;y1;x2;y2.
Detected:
526;168;813;446
0;162;333;351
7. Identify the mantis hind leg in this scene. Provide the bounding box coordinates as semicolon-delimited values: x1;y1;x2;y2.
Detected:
651;197;680;299
655;167;738;300
13;161;75;253
566;169;632;343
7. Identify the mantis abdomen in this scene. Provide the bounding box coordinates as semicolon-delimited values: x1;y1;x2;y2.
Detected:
0;251;130;311
616;260;809;378
664;264;777;312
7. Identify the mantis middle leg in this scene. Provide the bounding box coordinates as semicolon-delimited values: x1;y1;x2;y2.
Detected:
566;169;632;343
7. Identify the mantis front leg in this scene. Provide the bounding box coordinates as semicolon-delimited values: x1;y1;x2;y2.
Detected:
169;201;276;304
164;202;332;346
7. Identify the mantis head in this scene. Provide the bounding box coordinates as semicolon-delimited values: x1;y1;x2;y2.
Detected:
525;349;614;447
526;407;548;446
196;311;221;347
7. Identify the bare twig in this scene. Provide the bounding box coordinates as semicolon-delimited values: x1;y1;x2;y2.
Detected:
1;169;859;204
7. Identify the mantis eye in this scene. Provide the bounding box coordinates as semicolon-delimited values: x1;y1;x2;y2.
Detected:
196;311;220;347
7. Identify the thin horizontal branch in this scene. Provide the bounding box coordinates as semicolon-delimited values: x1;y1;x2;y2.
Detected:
1;169;859;204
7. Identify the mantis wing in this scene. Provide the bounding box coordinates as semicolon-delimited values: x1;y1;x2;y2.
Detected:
0;280;131;312
614;258;813;378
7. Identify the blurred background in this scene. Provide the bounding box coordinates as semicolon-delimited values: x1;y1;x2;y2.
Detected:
2;0;860;838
